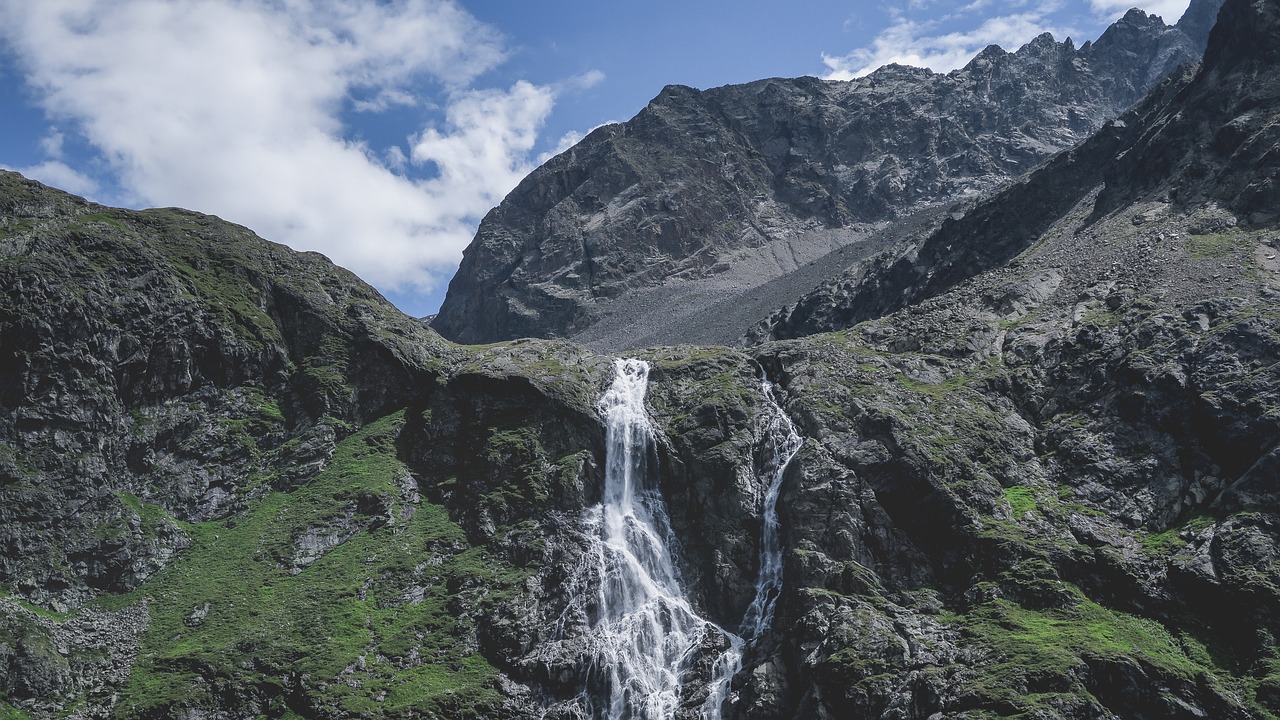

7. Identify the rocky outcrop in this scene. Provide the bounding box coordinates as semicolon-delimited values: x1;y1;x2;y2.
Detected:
0;171;451;611
752;0;1274;343
432;3;1219;348
738;198;1280;716
0;172;483;717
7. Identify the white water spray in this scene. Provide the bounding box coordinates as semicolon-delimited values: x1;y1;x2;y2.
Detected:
582;358;722;720
701;372;803;719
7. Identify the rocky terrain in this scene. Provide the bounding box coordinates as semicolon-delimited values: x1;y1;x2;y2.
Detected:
750;0;1279;343
432;1;1219;348
3;0;1280;718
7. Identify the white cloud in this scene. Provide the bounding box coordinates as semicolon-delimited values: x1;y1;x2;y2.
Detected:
559;69;607;93
0;0;563;294
39;129;66;158
351;88;419;114
4;160;99;197
538;130;586;165
412;80;556;226
1088;0;1190;23
823;10;1074;79
385;145;409;172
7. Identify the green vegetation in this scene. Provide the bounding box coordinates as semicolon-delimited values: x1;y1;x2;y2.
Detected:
108;412;521;718
0;218;33;240
1186;230;1249;259
954;589;1214;713
1003;485;1037;519
897;373;968;396
170;256;282;346
301;331;353;398
256;397;285;424
0;698;32;720
76;212;127;231
116;491;169;538
1141;512;1217;555
642;346;757;433
480;424;557;510
0;595;67;623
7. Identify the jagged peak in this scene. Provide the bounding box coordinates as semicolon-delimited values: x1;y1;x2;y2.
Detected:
1026;30;1059;46
975;43;1009;58
860;61;939;84
961;43;1010;71
1120;6;1159;24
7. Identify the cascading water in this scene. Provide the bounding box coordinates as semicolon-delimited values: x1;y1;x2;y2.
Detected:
560;359;803;720
701;371;804;719
581;358;724;720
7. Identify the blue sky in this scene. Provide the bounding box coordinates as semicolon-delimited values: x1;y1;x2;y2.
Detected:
0;0;1190;317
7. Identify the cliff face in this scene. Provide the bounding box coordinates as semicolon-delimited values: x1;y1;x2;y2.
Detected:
5;0;1280;718
752;0;1278;342
432;4;1217;348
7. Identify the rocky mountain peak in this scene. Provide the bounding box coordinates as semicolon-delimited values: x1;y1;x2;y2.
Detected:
753;0;1270;344
432;1;1221;349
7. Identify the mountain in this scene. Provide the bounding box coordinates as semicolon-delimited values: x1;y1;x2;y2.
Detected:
432;2;1219;349
5;0;1280;717
752;0;1279;342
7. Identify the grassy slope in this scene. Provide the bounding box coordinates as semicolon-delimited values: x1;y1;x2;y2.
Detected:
102;413;527;719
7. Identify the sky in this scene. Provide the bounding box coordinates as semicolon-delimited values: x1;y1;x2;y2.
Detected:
0;0;1192;317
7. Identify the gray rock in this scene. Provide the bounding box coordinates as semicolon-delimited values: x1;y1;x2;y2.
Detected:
433;6;1217;348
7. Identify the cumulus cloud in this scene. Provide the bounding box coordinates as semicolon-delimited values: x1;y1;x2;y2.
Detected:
412;81;556;226
824;0;1198;82
4;159;100;197
1089;0;1191;23
0;0;576;294
823;9;1074;79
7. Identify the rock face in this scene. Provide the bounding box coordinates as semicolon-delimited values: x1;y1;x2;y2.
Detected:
751;0;1276;342
6;0;1280;718
432;3;1218;348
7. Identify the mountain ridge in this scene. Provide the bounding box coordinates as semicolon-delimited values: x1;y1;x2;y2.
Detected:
753;0;1278;342
432;1;1220;349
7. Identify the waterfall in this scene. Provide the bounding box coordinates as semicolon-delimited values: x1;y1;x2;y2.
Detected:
738;373;803;641
581;357;721;720
700;371;803;719
563;359;803;720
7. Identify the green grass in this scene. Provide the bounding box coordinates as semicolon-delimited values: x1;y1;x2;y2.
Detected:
0;218;33;240
956;591;1212;712
898;374;968;396
107;411;522;718
256;398;285;424
115;491;171;538
76;212;127;231
0;699;31;720
169;257;282;347
1004;486;1037;519
301;331;354;399
1186;231;1248;259
0;595;67;622
1141;513;1217;555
